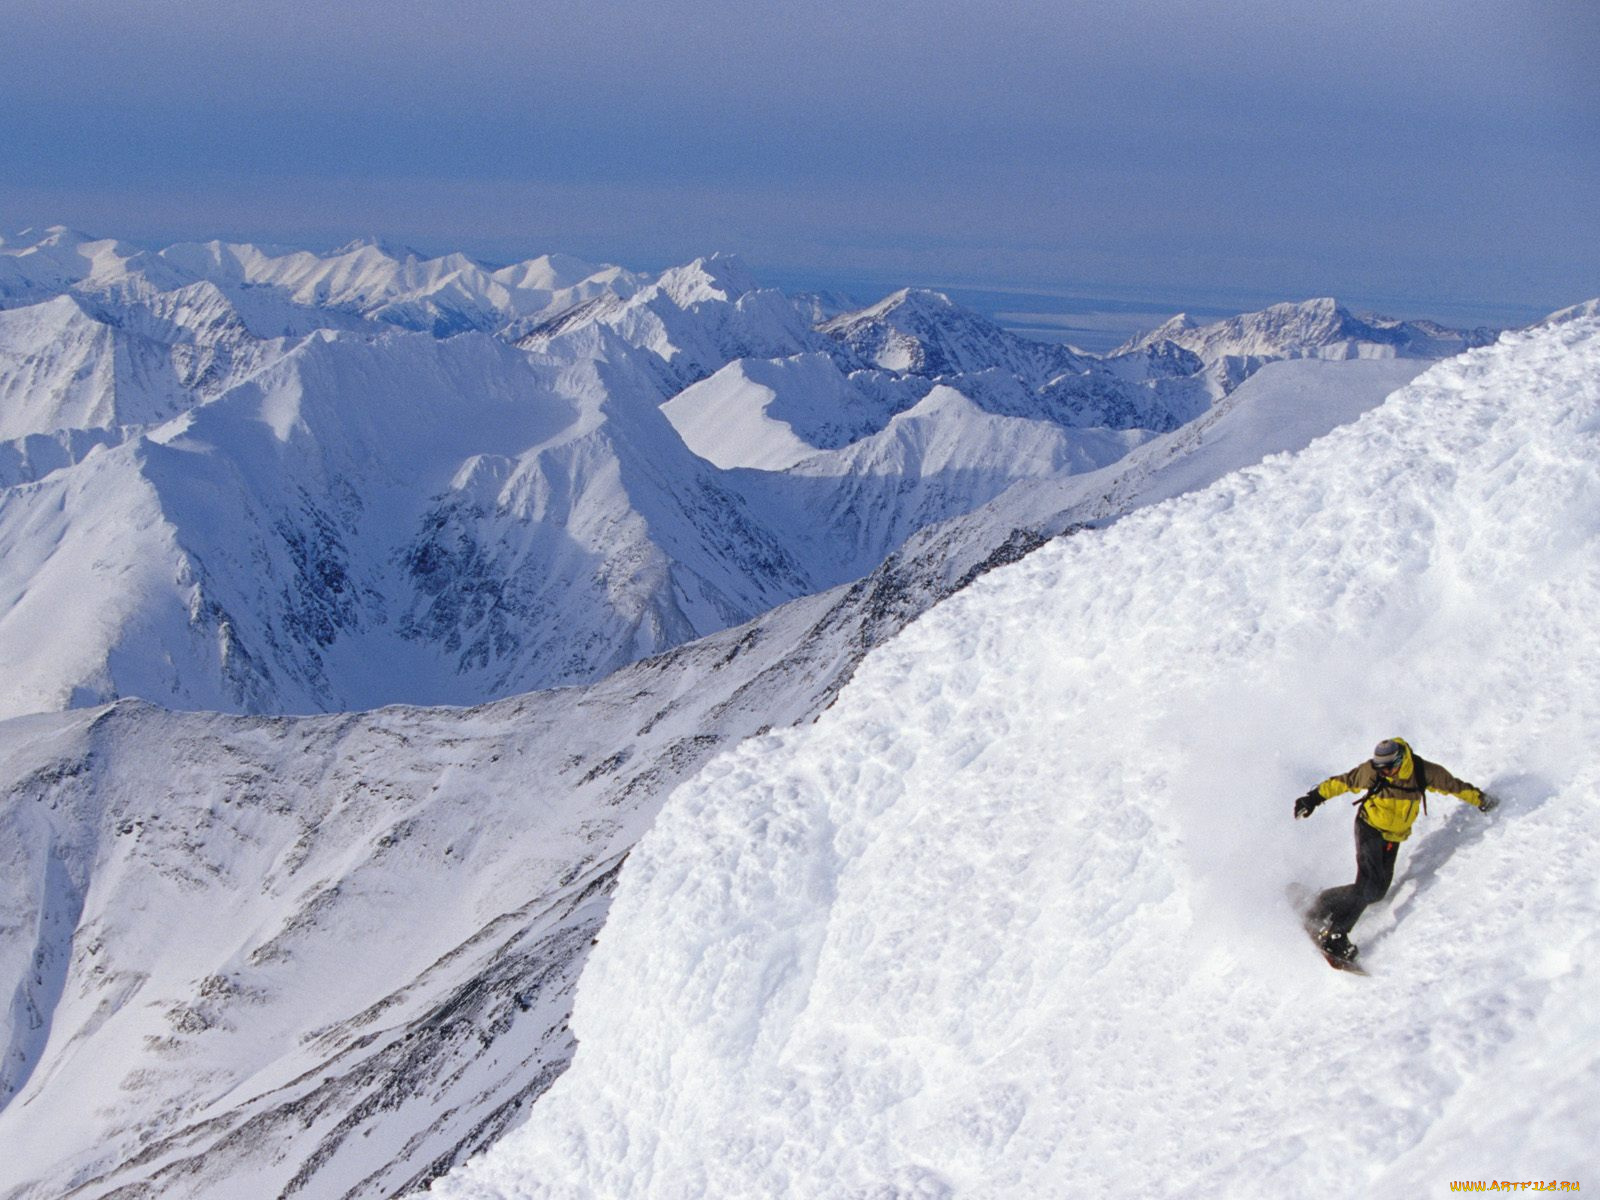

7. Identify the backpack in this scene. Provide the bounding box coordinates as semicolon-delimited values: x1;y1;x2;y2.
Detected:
1357;751;1430;816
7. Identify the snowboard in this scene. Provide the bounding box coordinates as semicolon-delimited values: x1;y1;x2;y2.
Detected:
1286;884;1368;975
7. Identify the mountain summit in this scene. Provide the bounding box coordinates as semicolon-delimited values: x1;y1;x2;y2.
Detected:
1119;296;1497;362
820;287;1092;382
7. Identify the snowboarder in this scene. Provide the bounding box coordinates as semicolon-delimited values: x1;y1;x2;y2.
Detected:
1293;737;1497;965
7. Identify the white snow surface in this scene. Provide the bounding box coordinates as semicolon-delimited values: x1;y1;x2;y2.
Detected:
660;353;901;470
0;351;1437;1199
436;318;1600;1198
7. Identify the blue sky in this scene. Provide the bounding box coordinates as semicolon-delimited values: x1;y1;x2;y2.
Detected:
3;0;1595;326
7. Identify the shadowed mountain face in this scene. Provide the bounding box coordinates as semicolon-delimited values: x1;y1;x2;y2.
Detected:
0;230;1498;724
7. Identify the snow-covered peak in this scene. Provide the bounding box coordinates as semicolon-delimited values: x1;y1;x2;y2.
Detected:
1134;311;1200;345
30;224;96;249
435;314;1600;1200
329;235;430;260
660;353;903;470
0;228;188;300
0;282;275;442
818;287;959;353
850;286;956;321
1120;297;1497;362
653;253;762;307
820;287;1089;382
808;382;1129;483
0;229;642;339
521;255;818;387
492;252;614;293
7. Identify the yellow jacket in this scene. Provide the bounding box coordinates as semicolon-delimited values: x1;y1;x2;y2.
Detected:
1315;737;1484;842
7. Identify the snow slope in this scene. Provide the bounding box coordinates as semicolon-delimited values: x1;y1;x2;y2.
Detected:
0;288;277;442
0;352;1431;1200
435;317;1600;1199
659;353;917;470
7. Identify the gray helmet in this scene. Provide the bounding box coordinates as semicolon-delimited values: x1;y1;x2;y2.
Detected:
1371;739;1404;768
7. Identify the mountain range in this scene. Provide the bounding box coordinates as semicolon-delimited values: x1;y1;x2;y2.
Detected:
0;227;1497;723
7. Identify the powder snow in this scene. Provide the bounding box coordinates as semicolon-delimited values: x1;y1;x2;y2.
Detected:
435;317;1600;1199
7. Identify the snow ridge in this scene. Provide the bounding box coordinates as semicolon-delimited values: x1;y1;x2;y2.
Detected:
435;317;1600;1199
0;348;1435;1200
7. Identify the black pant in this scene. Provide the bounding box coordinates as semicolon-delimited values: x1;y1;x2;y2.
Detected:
1314;813;1399;937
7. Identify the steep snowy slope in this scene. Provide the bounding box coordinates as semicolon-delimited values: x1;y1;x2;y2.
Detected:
436;317;1600;1199
0;328;581;717
0;288;279;443
0;354;1428;1200
0;436;217;718
393;341;820;695
659;353;920;470
0;298;130;439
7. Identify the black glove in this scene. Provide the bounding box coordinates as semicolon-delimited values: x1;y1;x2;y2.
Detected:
1478;792;1500;814
1294;790;1323;819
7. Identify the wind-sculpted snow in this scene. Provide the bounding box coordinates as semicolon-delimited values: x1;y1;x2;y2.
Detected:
435;319;1600;1199
0;354;1432;1200
0;504;1066;1200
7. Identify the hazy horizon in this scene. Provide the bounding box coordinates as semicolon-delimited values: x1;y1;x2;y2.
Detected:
5;0;1594;329
6;218;1563;355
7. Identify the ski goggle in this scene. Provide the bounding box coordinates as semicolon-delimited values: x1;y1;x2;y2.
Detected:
1373;753;1403;771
